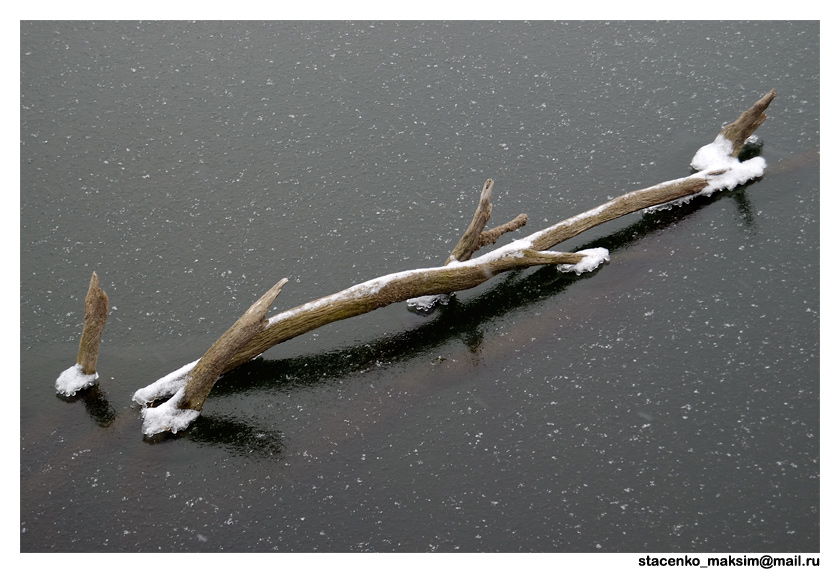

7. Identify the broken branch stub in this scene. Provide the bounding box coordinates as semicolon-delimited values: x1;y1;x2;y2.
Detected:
178;278;289;412
446;179;529;264
55;271;110;397
478;213;529;249
78;271;109;376
446;178;495;264
721;89;777;158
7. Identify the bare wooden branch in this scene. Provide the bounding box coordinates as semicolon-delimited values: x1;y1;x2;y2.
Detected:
218;247;585;374
178;278;289;412
446;180;530;264
220;125;766;376
529;177;709;252
78;271;109;375
721;89;777;157
520;249;586;266
478;213;529;249
135;90;777;433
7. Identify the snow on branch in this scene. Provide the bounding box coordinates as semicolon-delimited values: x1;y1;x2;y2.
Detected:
133;90;777;435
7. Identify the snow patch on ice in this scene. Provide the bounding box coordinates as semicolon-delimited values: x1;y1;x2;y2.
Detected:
557;248;610;275
55;363;98;396
139;388;200;436
704;156;766;191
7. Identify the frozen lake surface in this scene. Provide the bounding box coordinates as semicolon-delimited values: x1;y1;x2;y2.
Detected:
20;21;819;552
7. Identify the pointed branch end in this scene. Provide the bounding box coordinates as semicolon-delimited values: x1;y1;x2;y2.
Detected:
760;88;777;106
77;270;109;375
722;89;778;157
246;277;290;317
447;180;497;263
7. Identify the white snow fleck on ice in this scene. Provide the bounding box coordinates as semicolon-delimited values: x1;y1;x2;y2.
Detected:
55;363;98;396
557;248;610;275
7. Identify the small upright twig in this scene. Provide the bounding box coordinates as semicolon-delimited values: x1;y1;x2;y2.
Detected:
478;213;529;249
409;179;528;313
55;271;109;396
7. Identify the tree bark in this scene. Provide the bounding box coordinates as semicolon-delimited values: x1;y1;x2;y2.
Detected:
721;89;776;158
178;279;288;412
77;271;109;375
478;213;529;250
446;178;496;264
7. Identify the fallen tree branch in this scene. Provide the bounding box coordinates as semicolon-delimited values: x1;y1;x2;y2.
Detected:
55;271;109;397
138;279;288;435
134;90;777;435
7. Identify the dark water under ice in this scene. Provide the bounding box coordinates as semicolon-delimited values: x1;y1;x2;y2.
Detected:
20;21;819;552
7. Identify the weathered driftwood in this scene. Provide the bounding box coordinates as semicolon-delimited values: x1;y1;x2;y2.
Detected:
445;179;529;264
137;279;289;435
178;278;289;412
446;178;496;264
134;90;776;434
216;170;733;375
55;271;110;397
721;89;776;158
78;271;109;375
477;213;529;250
